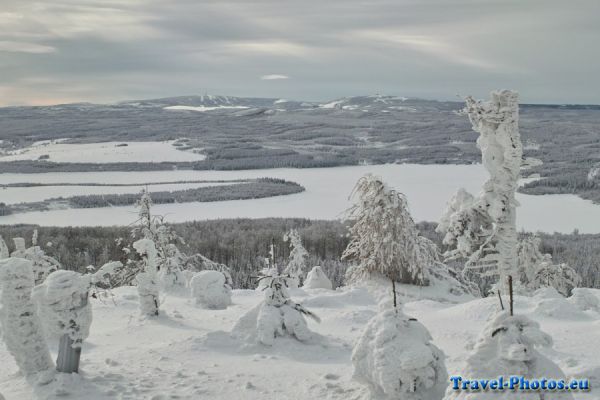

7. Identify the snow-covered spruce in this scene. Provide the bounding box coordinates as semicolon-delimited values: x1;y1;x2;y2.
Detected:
342;174;433;285
303;266;332;290
283;229;309;288
0;258;54;376
133;238;160;317
190;270;232;309
10;234;61;285
437;90;523;292
352;306;447;400
0;235;9;259
256;275;320;345
443;312;573;400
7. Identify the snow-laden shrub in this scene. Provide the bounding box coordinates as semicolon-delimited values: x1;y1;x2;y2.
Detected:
443;312;573;400
133;238;160;317
34;270;92;346
0;258;54;376
303;266;332;290
257;275;319;345
352;307;447;400
190;270;232;309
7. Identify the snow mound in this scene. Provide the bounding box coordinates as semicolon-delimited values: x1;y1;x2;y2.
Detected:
444;312;573;400
303;266;332;290
190;270;232;309
352;307;447;400
568;288;600;313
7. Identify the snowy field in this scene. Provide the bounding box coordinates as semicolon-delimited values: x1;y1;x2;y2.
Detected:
2;164;600;233
0;141;205;163
0;284;598;400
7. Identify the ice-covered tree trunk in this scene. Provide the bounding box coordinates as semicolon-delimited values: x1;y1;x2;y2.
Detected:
133;239;160;316
0;258;54;376
463;90;522;290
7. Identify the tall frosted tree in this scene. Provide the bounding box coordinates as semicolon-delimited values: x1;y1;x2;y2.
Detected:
437;90;523;293
283;229;309;287
342;174;434;287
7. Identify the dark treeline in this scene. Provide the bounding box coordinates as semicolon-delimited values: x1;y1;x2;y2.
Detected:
0;219;598;290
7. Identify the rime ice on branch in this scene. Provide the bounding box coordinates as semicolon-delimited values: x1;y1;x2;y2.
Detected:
0;258;54;376
438;90;523;291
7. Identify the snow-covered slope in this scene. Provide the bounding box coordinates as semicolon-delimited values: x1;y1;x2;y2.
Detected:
1;285;598;399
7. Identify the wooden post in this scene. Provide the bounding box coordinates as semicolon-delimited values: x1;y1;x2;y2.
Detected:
392;279;397;309
56;293;88;374
497;290;504;311
508;275;514;316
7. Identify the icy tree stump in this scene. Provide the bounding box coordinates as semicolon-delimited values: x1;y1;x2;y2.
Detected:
56;334;82;373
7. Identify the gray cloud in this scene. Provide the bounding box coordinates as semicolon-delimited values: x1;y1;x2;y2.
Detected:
1;0;599;105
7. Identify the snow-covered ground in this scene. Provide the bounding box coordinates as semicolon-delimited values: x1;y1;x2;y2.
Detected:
2;164;600;233
1;285;598;400
0;141;205;163
164;105;249;112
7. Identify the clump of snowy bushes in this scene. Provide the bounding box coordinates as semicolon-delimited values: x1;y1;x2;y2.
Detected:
8;230;61;284
353;305;447;400
443;312;574;400
190;270;232;309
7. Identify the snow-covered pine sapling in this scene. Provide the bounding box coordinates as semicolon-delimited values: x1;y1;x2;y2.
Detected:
256;273;320;346
437;90;523;295
190;270;232;309
443;312;574;400
342;174;432;286
0;235;9;259
283;229;309;288
0;258;54;377
352;305;447;400
34;261;122;374
303;266;332;290
133;238;160;317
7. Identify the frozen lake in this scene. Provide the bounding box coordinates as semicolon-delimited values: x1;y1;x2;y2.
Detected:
1;164;600;233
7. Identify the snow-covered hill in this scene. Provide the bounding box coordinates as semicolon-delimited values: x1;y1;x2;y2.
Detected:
1;285;598;399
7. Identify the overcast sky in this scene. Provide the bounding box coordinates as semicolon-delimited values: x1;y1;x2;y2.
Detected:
1;0;599;106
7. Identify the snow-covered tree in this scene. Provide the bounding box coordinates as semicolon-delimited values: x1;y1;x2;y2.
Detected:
255;274;320;345
0;235;9;259
303;266;332;290
0;258;54;376
517;235;580;296
133;239;160;317
10;234;61;285
437;90;523;293
33;262;121;373
190;270;232;309
129;190;186;291
342;174;433;286
352;305;447;400
283;229;309;288
443;312;573;400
